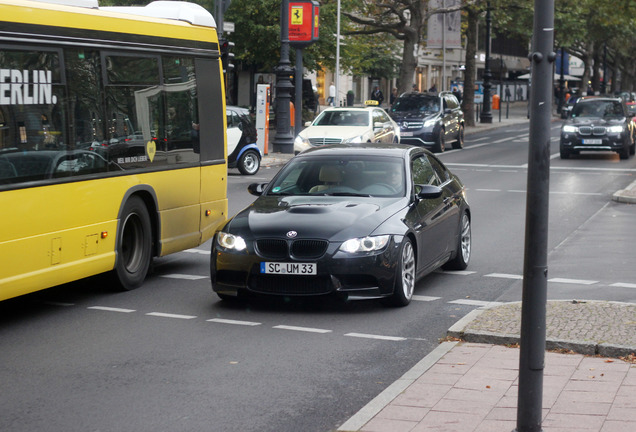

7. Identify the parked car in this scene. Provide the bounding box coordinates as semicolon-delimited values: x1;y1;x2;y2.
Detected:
293;103;400;154
210;144;471;307
227;106;261;175
560;96;635;159
389;91;464;152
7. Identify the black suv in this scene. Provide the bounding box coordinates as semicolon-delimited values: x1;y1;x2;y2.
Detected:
560;96;635;160
389;91;464;152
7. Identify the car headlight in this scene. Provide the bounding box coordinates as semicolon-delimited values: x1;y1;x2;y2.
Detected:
607;125;624;134
339;235;390;253
562;125;577;133
342;135;364;144
217;232;247;251
423;119;437;128
294;135;311;147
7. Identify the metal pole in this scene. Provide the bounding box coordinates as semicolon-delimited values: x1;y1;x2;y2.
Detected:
514;0;554;430
558;47;565;114
295;47;303;136
442;0;446;91
480;2;492;123
273;0;295;153
335;0;341;106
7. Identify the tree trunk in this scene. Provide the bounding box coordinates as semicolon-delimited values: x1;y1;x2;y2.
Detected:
462;6;479;127
397;31;419;95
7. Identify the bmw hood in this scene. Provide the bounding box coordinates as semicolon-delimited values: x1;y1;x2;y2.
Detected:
227;195;406;241
565;117;627;127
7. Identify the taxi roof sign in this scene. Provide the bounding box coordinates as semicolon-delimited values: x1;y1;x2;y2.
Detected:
364;100;379;106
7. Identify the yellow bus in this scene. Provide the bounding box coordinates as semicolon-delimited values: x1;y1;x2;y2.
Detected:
0;0;228;300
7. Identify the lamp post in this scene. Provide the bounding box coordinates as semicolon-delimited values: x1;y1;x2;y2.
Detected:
272;0;295;153
558;47;565;114
480;1;492;123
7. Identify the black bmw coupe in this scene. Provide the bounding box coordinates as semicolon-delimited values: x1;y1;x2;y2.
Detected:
210;144;471;307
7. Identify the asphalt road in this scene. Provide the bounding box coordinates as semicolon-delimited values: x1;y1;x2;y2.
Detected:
1;119;635;432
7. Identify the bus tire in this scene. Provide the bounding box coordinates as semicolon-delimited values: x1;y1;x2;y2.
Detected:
113;196;152;290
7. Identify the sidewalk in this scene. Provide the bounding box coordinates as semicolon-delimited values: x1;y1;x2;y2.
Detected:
338;301;636;432
332;102;636;431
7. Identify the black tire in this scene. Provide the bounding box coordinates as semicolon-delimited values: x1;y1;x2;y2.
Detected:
432;129;445;153
630;141;635;155
452;124;464;149
443;212;471;271
112;196;152;290
383;238;416;307
619;145;629;160
238;149;260;175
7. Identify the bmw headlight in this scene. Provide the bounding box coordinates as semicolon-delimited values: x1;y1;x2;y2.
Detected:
339;235;390;253
607;125;624;134
562;125;577;133
342;135;364;144
217;232;247;251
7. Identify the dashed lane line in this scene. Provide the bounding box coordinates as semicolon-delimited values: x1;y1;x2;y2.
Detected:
611;283;636;289
273;325;332;334
146;312;197;320
448;299;504;307
161;274;208;280
548;277;599;285
88;306;136;313
344;333;407;342
485;273;524;280
208;318;262;326
412;295;442;302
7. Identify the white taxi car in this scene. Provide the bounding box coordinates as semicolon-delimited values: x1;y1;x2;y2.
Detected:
294;102;400;154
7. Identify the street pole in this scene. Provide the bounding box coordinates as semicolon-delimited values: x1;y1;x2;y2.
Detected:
558;47;565;114
514;0;554;430
295;47;303;136
480;2;492;123
272;0;295;153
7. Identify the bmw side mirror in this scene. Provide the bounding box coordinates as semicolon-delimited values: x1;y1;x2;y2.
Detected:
247;182;268;196
415;184;443;199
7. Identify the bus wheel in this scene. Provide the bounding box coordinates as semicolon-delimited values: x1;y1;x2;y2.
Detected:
113;196;152;290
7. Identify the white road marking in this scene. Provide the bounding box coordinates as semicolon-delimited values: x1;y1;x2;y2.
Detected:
475;188;501;192
485;273;523;280
161;274;208;280
610;282;636;289
146;312;197;319
208;318;262;326
412;295;442;302
45;301;75;307
345;333;407;341
273;325;332;334
183;249;211;255
448;299;503;307
437;270;477;276
88;306;136;313
548;278;598;285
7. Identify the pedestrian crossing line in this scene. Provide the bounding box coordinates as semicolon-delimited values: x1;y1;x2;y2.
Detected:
146;312;197;320
448;299;503;307
610;282;636;289
88;306;136;313
548;278;598;285
161;274;208;280
208;318;262;326
344;333;407;342
273;325;332;334
485;273;523;280
412;295;442;302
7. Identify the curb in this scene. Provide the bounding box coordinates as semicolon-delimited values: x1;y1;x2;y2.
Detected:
447;300;636;358
612;179;636;204
336;341;458;432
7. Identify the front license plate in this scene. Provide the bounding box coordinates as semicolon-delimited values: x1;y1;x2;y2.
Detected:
401;131;413;136
583;139;602;144
260;262;317;275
